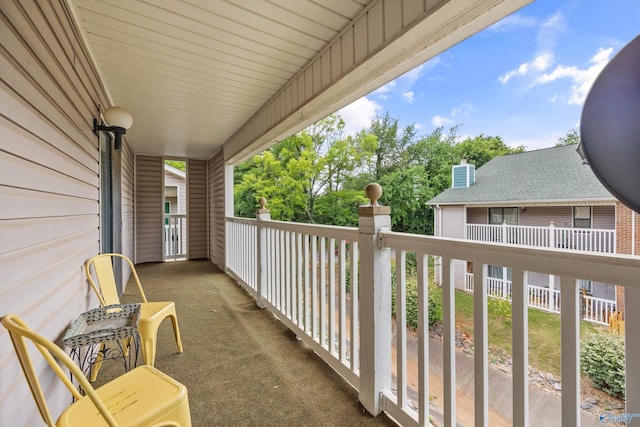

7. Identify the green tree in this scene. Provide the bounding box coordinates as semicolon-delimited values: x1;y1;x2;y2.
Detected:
454;134;525;169
366;112;417;180
556;128;580;146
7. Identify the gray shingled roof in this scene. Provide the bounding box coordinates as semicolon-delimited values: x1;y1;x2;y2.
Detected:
428;145;615;205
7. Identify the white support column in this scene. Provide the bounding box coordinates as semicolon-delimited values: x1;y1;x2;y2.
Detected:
474;263;489;427
560;275;580;426
442;257;456;426
256;197;270;308
224;164;234;268
358;183;392;416
512;269;528;427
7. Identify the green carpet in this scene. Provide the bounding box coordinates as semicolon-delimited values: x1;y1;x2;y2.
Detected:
96;260;397;426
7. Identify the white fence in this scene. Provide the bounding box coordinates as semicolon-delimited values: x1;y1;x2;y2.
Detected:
465;277;613;324
466;223;616;253
226;206;640;427
164;214;186;260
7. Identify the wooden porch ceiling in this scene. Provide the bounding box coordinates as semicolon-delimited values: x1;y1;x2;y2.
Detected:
67;0;531;161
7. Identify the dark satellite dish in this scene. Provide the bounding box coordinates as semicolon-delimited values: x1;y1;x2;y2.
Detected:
580;35;640;213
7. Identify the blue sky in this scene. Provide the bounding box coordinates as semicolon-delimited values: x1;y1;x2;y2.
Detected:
338;0;640;151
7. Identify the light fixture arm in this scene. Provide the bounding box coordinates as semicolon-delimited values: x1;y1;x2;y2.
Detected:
93;119;127;150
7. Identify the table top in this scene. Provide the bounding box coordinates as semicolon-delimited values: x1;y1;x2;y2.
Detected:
62;304;140;348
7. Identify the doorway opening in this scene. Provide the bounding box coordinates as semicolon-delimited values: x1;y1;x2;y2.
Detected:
164;160;187;261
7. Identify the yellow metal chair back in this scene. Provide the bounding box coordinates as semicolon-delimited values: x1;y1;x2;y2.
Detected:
85;253;183;367
1;314;192;427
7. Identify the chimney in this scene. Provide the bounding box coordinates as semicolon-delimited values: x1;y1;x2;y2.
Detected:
452;160;475;188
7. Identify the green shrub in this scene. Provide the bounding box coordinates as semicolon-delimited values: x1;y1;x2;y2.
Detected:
487;297;511;320
580;332;625;398
391;265;442;329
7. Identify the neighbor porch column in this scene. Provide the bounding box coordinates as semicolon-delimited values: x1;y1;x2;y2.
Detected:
358;183;392;415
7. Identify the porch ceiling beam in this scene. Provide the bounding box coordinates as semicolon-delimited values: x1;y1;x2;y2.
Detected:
223;0;533;164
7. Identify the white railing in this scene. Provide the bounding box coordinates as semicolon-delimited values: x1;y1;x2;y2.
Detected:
164;214;186;259
464;272;473;292
226;204;640;427
226;215;360;386
582;294;617;326
528;284;561;313
466;223;616;253
226;217;258;295
487;277;512;300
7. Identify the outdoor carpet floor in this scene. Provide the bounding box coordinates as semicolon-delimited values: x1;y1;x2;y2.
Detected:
94;259;397;426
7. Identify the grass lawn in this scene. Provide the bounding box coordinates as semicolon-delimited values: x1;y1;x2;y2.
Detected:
453;289;605;377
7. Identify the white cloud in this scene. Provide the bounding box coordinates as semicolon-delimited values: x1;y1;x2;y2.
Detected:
488;13;538;32
499;52;554;84
399;63;425;86
402;91;414;103
372;80;396;95
338;96;382;135
431;103;473;128
537;12;566;52
432;115;455;127
451;103;474;117
535;47;614;105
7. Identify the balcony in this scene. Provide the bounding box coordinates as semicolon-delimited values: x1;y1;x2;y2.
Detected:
221;196;640;426
94;198;640;426
466;223;616;253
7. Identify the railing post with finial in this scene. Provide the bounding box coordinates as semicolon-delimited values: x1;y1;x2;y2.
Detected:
358;183;392;415
256;197;270;308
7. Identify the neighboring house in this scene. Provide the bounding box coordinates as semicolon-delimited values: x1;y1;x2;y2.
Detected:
164;163;186;216
428;145;635;324
164;164;187;260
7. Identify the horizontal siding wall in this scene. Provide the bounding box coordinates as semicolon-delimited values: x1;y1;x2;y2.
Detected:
467;206;486;224
519;206;572;228
0;1;111;425
441;206;465;239
188;159;208;259
121;141;135;284
208;150;225;269
135;155;163;263
593;205;615;229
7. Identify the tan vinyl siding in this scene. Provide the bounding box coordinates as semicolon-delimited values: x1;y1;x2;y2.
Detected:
1;1;110;425
188;159;208;259
593;205;615;229
440;206;465;239
467;207;487;224
208;151;225;269
135;155;163;263
519;206;572;228
121;141;135;284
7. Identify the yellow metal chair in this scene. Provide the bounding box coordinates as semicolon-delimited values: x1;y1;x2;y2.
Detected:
1;314;191;427
85;253;183;369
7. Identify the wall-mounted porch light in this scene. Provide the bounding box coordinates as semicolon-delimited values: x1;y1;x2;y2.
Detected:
93;106;133;151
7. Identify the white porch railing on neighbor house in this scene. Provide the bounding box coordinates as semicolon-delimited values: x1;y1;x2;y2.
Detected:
465;277;613;324
527;284;562;314
164;214;187;259
226;189;640;427
466;223;616;253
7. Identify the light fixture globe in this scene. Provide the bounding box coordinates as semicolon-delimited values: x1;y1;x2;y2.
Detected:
103;106;133;130
93;106;133;151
